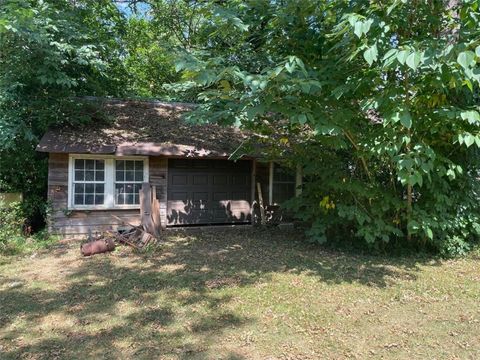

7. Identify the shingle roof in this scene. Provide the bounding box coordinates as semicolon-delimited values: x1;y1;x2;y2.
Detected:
36;98;250;158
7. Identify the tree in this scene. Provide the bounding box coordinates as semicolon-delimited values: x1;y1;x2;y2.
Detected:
0;0;126;227
170;0;480;255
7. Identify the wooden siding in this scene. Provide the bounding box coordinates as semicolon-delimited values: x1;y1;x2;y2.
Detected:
47;154;260;238
47;153;167;238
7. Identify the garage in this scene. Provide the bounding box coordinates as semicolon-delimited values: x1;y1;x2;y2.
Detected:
167;159;252;226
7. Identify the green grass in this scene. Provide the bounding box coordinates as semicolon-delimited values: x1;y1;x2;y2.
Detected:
0;230;60;256
1;227;479;359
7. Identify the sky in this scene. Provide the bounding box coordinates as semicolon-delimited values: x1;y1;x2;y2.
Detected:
116;1;151;18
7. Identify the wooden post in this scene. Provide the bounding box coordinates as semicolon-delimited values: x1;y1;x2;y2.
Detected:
268;161;274;205
257;182;266;225
140;183;156;236
151;185;162;237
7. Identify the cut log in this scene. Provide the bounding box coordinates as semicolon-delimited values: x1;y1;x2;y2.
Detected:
81;238;115;256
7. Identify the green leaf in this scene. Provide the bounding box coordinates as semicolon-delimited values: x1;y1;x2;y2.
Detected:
457;51;475;70
476;46;480;58
382;48;398;67
362;19;373;35
397;50;409;65
406;51;421;70
463;79;473;92
446;169;456;180
383;48;398;61
464;133;475;147
407;220;420;234
425;227;433;240
399;110;412;129
354;21;363;38
460;110;480;124
298;114;308;124
363;44;378;66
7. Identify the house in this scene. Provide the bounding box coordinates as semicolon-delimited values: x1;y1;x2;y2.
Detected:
37;99;302;238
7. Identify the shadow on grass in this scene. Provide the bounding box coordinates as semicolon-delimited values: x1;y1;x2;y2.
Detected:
0;227;441;359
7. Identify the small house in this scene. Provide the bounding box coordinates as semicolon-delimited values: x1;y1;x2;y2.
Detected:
37;99;302;238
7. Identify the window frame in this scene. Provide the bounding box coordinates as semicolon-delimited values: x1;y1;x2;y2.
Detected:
114;159;146;206
268;162;298;205
68;154;149;210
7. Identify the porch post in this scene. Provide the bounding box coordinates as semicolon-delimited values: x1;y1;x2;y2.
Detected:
268;161;274;205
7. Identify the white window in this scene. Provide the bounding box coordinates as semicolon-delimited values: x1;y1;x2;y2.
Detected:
73;159;105;206
68;155;148;210
115;160;144;205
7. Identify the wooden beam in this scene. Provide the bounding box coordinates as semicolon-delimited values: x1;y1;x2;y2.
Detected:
256;182;266;225
140;183;156;235
268;161;274;205
251;159;256;210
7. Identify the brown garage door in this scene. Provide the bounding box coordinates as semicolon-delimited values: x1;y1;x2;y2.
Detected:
167;159;252;226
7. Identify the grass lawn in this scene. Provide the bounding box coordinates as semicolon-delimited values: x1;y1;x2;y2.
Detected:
0;227;479;359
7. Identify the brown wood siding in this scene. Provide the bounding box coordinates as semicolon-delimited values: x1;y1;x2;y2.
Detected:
47;153;168;238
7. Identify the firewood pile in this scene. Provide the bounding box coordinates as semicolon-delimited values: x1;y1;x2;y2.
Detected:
81;183;162;256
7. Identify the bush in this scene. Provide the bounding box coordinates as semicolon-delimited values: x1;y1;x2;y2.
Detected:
0;201;25;252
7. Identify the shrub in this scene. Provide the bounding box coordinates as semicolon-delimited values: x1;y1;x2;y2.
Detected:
0;201;26;252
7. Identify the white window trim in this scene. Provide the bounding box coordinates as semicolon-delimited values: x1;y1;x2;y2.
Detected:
68;154;149;210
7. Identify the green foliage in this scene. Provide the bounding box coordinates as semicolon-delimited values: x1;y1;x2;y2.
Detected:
122;17;181;98
0;0;126;228
168;0;480;256
0;201;58;255
0;201;25;251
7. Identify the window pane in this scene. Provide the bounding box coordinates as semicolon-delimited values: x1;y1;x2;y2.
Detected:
134;171;143;182
125;160;134;170
74;170;84;181
135;161;144;171
95;195;104;205
273;164;295;182
85;160;95;170
74;184;85;194
116;170;124;181
85;184;94;193
85;194;94;205
95;160;104;170
74;159;85;170
116;193;125;205
74;194;84;205
85;171;95;181
115;183;141;205
116;160;125;170
125;194;134;204
125;171;134;181
95;184;104;194
95;171;104;181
